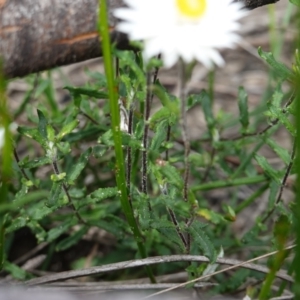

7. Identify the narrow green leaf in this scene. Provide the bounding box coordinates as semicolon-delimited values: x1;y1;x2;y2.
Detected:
55;226;88;251
56;141;71;154
258;47;293;79
3;261;31;280
47;124;56;142
47;217;77;242
270;84;284;108
6;217;27;233
254;154;282;183
89;215;129;238
37;109;48;140
85;70;107;87
34;79;50;98
266;138;290;165
152;219;186;251
47;182;64;207
27;204;55;221
135;193;151;230
150;107;173;125
188;221;216;262
18;156;52;169
259;216;290;299
17;127;45;146
152;80;180;115
187;93;202;110
150;120;168;152
64;127;103;143
66;148;92;184
73;93;82;108
44;71;59;114
159;163;183;188
13;182;29;201
87;187;118;200
201;91;214;130
56;119;79;141
267;181;280;211
276;111;296;136
64;86;108;99
28;221;47;243
116;50;145;84
238;87;249;132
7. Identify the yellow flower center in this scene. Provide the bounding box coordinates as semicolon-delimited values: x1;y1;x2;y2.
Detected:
176;0;207;18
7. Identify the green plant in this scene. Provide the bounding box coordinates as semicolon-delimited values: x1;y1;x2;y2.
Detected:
0;0;300;298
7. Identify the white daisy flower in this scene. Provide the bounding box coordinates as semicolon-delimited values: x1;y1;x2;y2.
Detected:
114;0;247;68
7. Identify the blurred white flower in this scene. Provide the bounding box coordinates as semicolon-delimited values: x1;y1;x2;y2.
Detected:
0;123;18;151
114;0;247;68
0;127;5;150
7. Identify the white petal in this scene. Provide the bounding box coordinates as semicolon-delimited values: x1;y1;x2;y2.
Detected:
113;0;247;68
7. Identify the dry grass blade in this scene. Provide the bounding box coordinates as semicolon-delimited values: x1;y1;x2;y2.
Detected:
26;246;294;286
143;245;295;299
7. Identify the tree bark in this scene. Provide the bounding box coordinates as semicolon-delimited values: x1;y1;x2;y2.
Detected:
0;0;279;79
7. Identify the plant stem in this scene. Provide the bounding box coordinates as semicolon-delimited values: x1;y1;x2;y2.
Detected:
0;60;12;270
178;59;192;253
178;59;190;203
98;0;155;283
51;160;86;225
142;72;152;211
192;175;267;192
126;106;134;209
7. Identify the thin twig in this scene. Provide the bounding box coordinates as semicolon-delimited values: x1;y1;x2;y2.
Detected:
167;208;188;249
141;54;161;207
220;92;295;142
159;184;188;250
80;111;100;125
51;160;87;225
27;282;215;291
142;72;152;211
143;245;295;299
13;242;48;265
276;138;296;205
178;60;190;203
165;125;171;161
150;54;161;102
13;148;31;181
178;60;192;253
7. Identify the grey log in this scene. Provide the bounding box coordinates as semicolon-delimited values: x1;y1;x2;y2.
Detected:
0;0;279;79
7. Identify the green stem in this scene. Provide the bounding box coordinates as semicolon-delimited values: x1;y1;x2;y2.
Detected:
98;0;155;283
235;183;269;214
191;175;267;192
0;59;12;270
230;139;265;180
